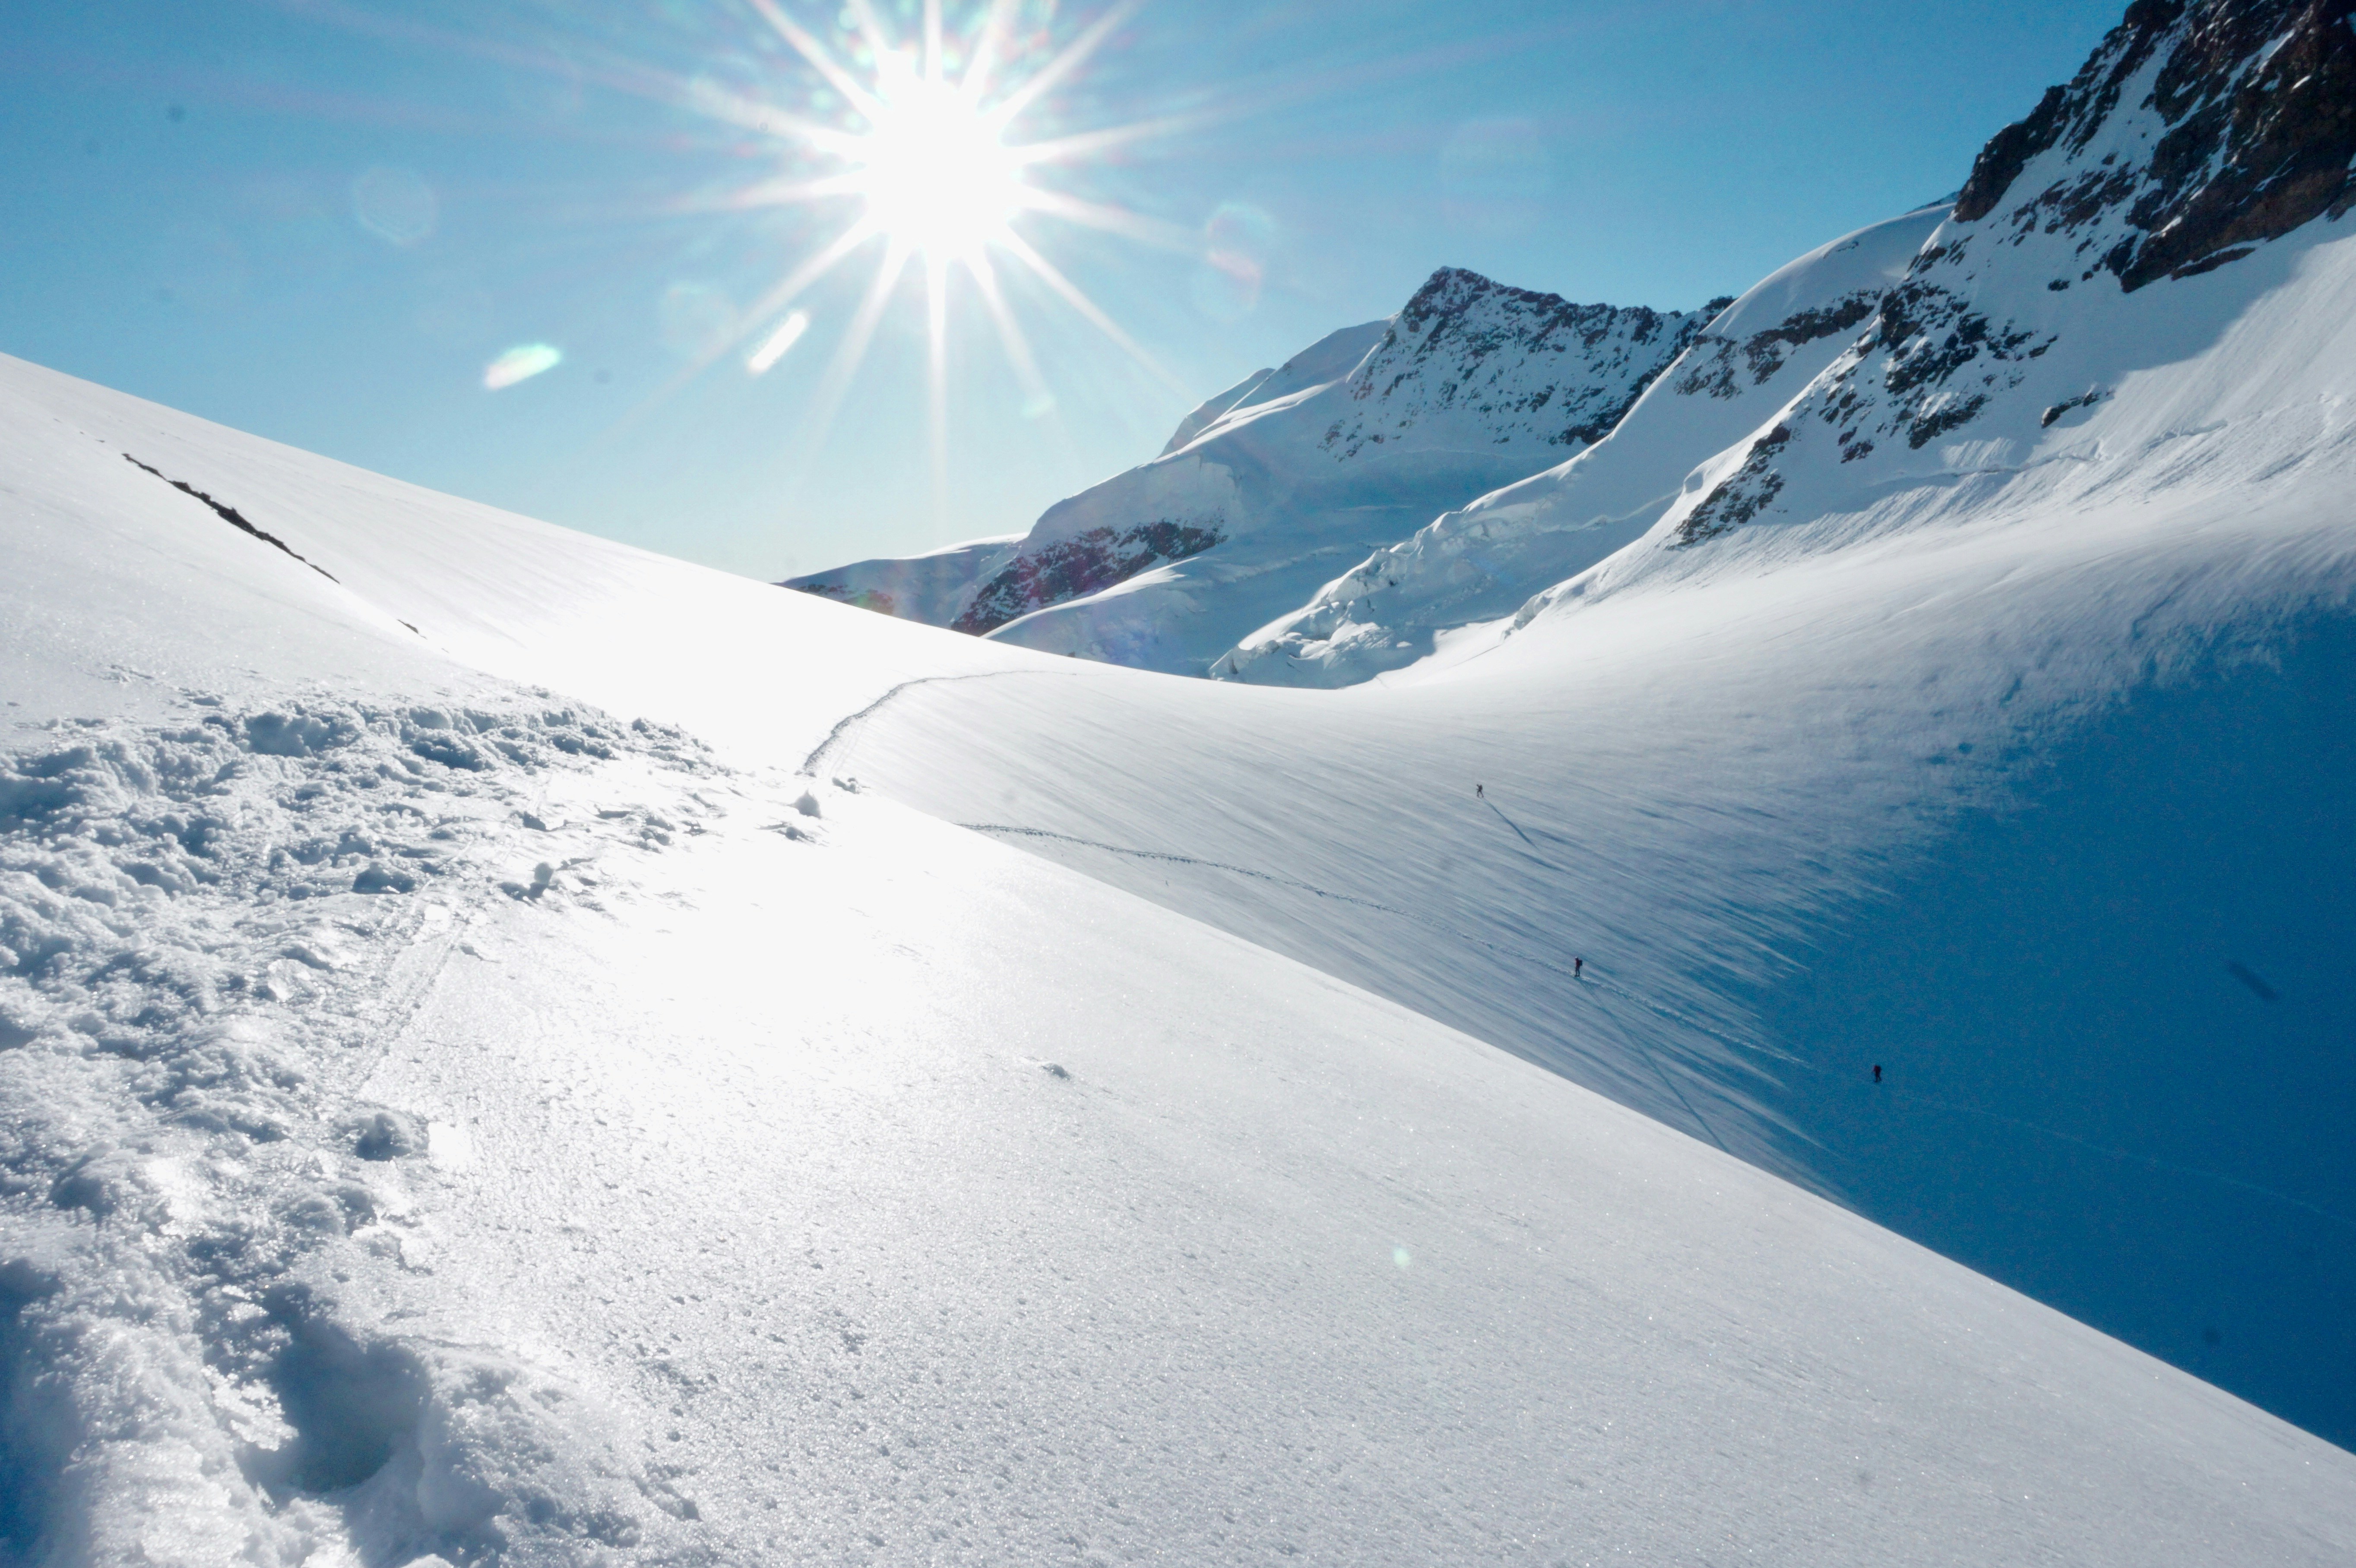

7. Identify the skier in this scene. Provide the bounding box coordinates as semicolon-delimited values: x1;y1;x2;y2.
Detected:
1573;956;1583;979
1872;1064;1882;1084
1476;783;1484;799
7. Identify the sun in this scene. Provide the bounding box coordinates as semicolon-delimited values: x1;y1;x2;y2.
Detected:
678;0;1191;523
850;71;1027;260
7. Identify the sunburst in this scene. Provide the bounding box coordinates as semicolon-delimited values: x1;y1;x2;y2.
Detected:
698;0;1194;522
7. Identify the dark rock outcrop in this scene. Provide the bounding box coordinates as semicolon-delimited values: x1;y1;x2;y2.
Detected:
1955;0;2356;290
953;522;1224;636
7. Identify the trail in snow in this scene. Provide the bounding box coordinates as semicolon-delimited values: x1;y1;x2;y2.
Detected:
798;668;1080;778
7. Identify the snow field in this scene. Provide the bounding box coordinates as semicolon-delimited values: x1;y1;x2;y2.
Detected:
2;326;2354;1561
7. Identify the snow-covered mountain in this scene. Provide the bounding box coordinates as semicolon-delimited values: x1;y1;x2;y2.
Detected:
1559;0;2356;594
7;2;2356;1560
1214;204;1948;683
788;271;1724;673
1298;0;2356;679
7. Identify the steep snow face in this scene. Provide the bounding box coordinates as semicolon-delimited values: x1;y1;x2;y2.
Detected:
968;275;1718;672
1216;206;1947;686
13;353;2356;1565
778;533;1022;627
1538;0;2356;612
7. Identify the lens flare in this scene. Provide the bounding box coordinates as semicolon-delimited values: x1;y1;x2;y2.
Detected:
484;344;562;390
746;309;811;376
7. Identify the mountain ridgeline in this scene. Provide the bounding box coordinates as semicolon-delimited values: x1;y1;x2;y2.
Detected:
790;0;2356;692
786;271;1723;672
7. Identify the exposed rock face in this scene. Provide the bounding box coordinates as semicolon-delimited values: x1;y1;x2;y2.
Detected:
1662;0;2356;550
779;534;1024;628
796;580;899;616
1671;293;1883;401
1322;269;1723;459
1670;425;1792;547
952;521;1224;636
1954;0;2356;291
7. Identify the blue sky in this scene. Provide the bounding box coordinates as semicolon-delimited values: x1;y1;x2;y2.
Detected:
0;0;2125;580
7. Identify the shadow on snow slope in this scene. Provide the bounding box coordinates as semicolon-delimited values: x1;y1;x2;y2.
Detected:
1748;610;2356;1446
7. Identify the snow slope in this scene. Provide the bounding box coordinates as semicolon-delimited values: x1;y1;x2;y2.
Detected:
1215;204;1947;685
822;0;2356;1449
7;349;2356;1565
788;274;1722;674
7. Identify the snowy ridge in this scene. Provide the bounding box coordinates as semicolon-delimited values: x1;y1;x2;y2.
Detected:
1214;206;1946;685
1313;268;1716;462
965;274;1716;671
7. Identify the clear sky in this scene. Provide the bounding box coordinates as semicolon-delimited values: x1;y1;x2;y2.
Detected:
0;0;2125;581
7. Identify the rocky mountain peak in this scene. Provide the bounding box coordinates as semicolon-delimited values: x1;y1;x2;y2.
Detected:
1648;0;2356;553
1322;269;1720;462
1953;0;2356;291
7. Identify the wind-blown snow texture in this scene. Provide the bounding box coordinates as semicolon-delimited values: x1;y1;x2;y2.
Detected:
788;274;1720;673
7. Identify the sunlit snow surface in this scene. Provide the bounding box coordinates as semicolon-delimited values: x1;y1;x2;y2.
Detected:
5;354;2354;1563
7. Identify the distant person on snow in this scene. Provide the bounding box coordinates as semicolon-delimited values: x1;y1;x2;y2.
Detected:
1476;783;1484;799
1873;1064;1883;1083
1573;956;1583;979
